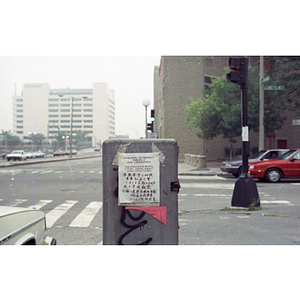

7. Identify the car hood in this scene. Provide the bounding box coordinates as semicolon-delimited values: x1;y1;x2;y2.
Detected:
0;206;43;218
249;159;282;166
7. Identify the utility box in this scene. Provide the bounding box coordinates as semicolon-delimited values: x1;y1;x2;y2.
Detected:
102;139;180;245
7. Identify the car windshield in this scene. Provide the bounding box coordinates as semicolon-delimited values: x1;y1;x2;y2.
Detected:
281;150;298;160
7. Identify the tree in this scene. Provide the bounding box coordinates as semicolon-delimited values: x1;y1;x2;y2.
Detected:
265;56;300;115
185;64;286;159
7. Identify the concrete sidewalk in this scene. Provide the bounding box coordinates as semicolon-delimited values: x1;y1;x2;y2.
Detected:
178;161;226;176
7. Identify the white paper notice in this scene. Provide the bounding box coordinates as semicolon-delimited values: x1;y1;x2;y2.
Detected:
118;153;160;206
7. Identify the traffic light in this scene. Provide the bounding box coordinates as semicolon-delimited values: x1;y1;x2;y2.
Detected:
150;109;155;122
226;57;248;85
147;122;153;132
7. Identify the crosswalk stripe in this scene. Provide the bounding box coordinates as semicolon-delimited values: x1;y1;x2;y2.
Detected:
12;199;27;206
27;199;53;210
46;200;77;228
69;201;102;228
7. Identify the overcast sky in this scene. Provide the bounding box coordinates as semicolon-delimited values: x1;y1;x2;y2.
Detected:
0;56;160;138
0;2;295;140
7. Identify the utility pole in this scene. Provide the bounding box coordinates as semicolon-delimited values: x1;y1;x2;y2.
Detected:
227;56;260;208
259;56;265;151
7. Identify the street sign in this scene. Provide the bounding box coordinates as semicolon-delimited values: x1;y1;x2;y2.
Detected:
147;132;157;139
261;76;270;83
264;86;285;90
292;119;300;126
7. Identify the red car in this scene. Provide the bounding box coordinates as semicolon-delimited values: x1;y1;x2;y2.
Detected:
249;149;300;182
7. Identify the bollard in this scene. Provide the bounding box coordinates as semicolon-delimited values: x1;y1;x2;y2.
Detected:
102;139;180;245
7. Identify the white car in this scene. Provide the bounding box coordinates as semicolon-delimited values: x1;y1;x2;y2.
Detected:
6;150;27;161
0;206;56;245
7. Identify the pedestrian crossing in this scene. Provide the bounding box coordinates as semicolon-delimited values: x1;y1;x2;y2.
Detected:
0;198;103;229
178;176;293;206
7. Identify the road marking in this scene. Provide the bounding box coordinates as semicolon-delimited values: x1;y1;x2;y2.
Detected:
12;199;28;206
194;194;230;197
261;200;291;204
180;183;234;189
40;170;54;174
27;199;53;210
46;200;77;228
178;175;227;180
69;201;103;228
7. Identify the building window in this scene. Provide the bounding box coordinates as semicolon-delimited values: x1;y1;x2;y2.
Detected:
84;120;93;123
61;109;70;112
49;109;59;112
83;103;92;107
73;120;82;123
49;103;59;107
16;104;23;107
84;114;93;118
16;115;23;118
16;109;23;113
49;114;59;118
17;120;23;123
16;99;23;102
17;131;23;134
61;114;70;118
73;114;82;118
60;104;70;107
83;109;92;112
61;120;70;123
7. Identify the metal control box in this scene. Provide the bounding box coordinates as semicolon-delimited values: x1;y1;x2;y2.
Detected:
102;139;179;245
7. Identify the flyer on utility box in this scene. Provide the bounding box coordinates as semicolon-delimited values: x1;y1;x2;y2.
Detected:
118;153;160;206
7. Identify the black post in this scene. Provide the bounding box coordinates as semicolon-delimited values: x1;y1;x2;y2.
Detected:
241;83;249;175
230;57;260;208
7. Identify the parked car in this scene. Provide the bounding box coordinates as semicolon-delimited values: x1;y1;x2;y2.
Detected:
34;150;45;158
26;151;36;159
249;149;300;183
65;149;77;155
220;149;289;177
0;206;56;245
6;150;27;161
53;149;66;156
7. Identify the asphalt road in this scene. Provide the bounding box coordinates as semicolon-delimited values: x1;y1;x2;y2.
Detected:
0;155;103;245
1;154;300;245
178;175;300;244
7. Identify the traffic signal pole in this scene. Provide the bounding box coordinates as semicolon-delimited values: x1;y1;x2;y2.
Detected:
227;56;260;208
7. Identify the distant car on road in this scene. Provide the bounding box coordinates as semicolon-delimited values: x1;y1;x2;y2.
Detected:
249;149;300;183
220;149;289;177
53;149;66;156
7;150;27;161
26;151;36;159
0;206;56;245
34;150;45;158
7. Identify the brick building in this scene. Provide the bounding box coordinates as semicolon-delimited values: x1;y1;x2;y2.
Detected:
153;56;300;161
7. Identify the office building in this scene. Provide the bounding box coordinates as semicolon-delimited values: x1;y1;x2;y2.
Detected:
12;82;115;147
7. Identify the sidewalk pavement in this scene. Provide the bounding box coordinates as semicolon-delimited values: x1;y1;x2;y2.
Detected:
178;161;226;176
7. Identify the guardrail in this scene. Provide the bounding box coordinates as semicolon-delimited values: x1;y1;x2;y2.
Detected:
184;154;206;168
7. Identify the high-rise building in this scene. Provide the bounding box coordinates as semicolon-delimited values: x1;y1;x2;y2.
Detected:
12;82;115;147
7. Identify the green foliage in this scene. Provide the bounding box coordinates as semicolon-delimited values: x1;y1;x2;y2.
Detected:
185;66;260;142
265;56;300;121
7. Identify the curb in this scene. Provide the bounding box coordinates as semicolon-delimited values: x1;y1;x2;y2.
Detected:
0;154;101;168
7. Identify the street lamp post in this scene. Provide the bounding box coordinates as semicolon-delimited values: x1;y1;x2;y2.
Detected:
58;95;74;158
69;96;74;158
142;99;151;139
